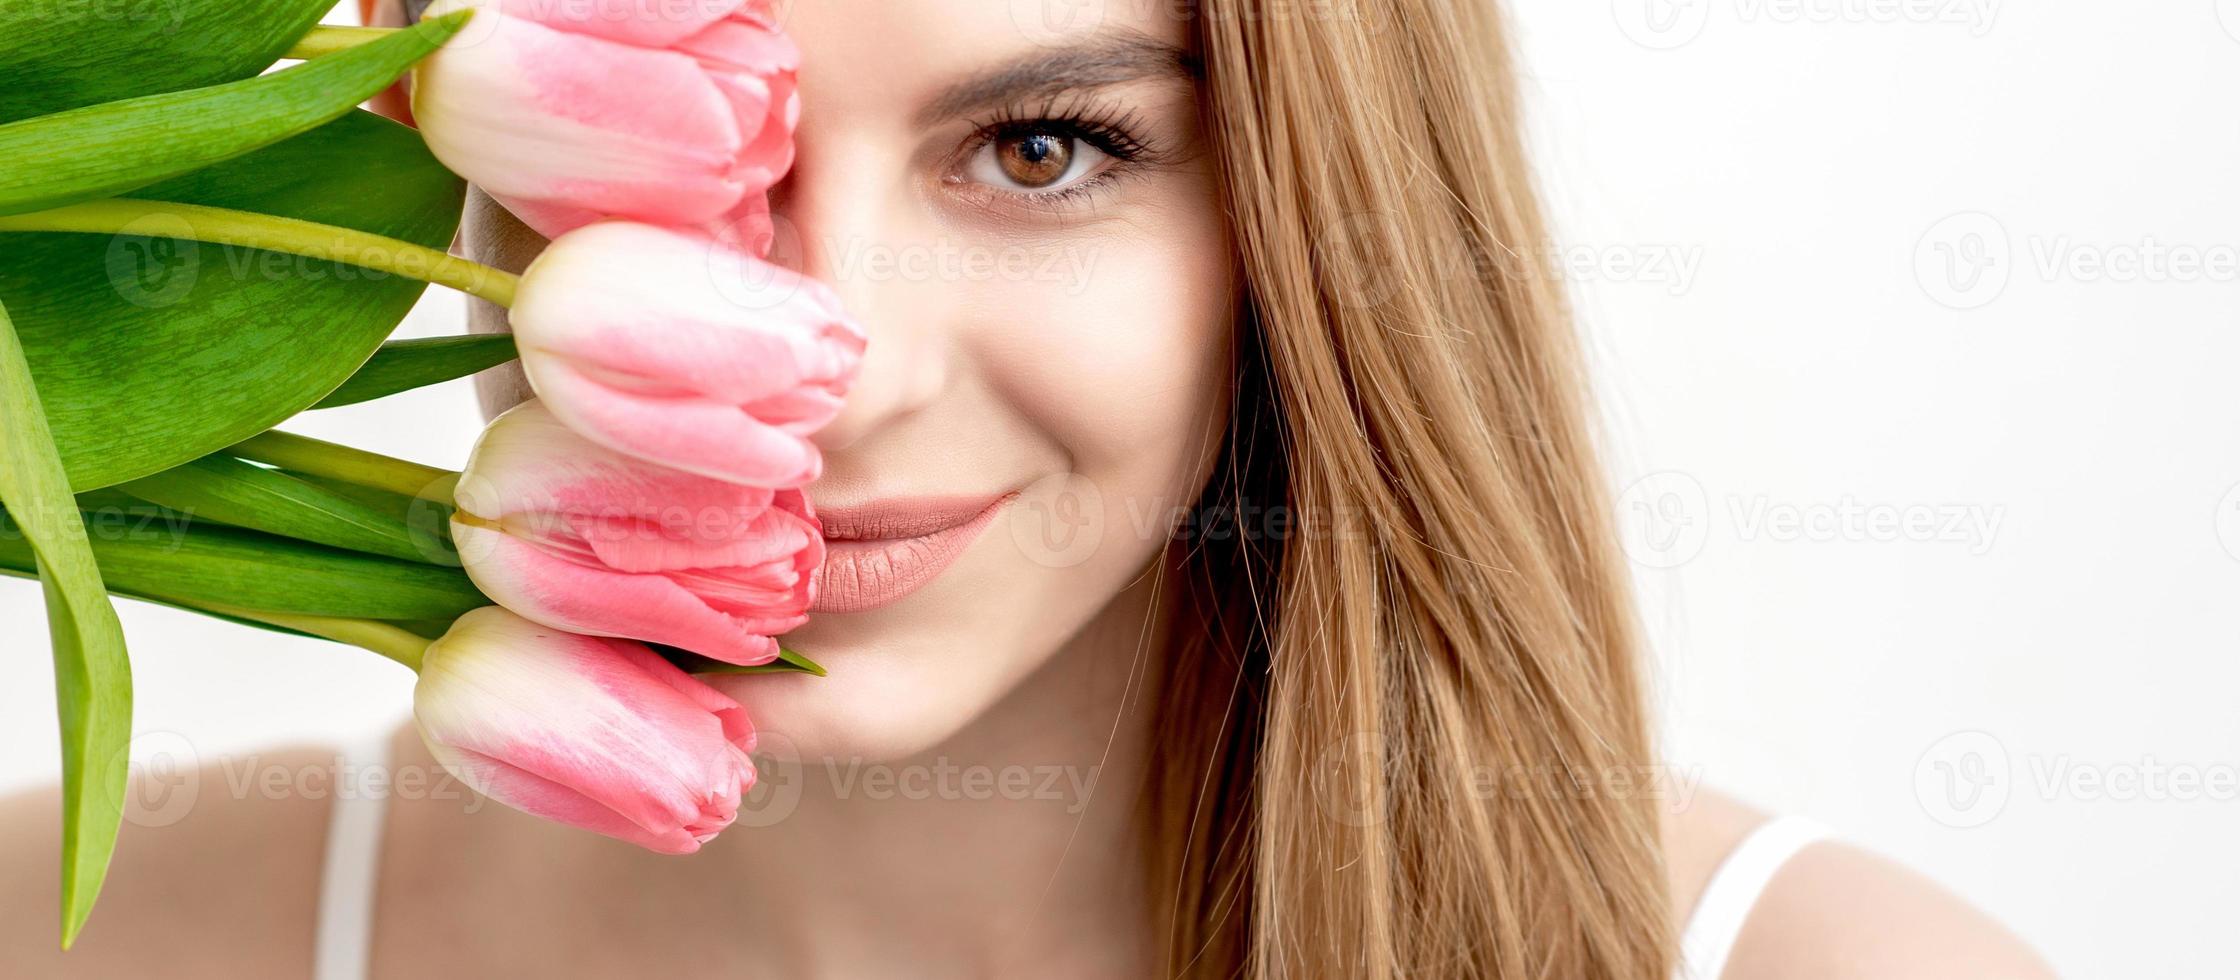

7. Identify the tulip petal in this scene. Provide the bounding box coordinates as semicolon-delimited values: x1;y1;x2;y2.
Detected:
490;0;748;48
702;191;776;257
512;222;863;409
569;489;817;573
675;11;798;76
526;358;825;487
455;400;781;523
732;72;798;191
414;610;756;841
414;17;749;228
456;520;787;664
485;193;603;242
452;402;816;663
678;15;799;192
427;740;706;854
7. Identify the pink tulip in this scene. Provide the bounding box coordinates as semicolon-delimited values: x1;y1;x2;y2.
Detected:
414;606;757;854
509;221;865;487
452;399;819;666
411;0;798;245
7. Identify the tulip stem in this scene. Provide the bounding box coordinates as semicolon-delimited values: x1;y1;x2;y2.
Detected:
283;26;395;60
210;606;433;671
228;429;459;501
0;199;520;308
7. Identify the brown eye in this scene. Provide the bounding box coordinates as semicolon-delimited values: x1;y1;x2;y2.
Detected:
996;132;1073;188
965;124;1108;194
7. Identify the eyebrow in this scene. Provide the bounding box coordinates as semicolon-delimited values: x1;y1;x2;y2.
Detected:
913;32;1201;127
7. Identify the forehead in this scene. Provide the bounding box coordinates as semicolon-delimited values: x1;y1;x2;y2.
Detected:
781;0;1194;110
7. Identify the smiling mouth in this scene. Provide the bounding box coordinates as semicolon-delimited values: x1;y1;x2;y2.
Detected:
811;493;1016;613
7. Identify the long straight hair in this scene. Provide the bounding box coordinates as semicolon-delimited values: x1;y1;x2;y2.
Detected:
1147;1;1675;976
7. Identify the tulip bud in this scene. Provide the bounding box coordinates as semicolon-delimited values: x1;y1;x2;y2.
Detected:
411;0;798;244
452;399;819;665
414;607;757;854
509;221;865;487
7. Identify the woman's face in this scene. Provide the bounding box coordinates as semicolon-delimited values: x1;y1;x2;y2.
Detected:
460;0;1236;761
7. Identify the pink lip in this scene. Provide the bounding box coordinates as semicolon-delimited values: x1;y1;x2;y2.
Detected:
811;494;1014;613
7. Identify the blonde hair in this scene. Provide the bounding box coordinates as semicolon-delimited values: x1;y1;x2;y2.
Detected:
1149;0;1674;976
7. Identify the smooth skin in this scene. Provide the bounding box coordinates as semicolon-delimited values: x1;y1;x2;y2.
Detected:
1;1;2054;977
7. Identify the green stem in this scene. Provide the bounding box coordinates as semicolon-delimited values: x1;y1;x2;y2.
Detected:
215;605;433;671
228;429;458;501
284;26;396;60
0;199;518;308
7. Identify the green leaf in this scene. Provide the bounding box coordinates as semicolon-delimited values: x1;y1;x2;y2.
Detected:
0;299;132;949
0;510;487;622
0;0;335;125
0;109;466;491
663;646;829;677
285;474;462;568
0;11;468;217
385;618;462;640
313;334;520;409
119;454;433;563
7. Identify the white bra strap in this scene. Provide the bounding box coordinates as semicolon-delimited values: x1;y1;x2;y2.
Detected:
313;734;395;980
1675;815;1831;980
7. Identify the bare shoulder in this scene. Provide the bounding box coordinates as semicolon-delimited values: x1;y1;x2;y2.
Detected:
0;744;347;979
1665;789;2056;980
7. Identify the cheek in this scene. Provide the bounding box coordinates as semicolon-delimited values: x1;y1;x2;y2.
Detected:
984;221;1236;512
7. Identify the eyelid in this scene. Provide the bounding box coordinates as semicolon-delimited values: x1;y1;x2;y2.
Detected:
935;91;1184;218
947;116;1148;212
955;92;1165;166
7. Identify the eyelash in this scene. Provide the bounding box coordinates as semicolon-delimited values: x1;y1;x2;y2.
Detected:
954;95;1164;208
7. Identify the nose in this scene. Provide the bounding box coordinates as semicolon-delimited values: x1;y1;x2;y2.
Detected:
763;155;948;454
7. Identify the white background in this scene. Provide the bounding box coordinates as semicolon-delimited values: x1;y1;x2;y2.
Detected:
5;2;2236;976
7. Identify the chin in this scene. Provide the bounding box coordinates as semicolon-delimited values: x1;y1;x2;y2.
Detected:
715;528;1020;763
704;642;976;766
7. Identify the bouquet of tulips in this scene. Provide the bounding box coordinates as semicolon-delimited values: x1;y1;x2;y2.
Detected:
0;0;859;946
